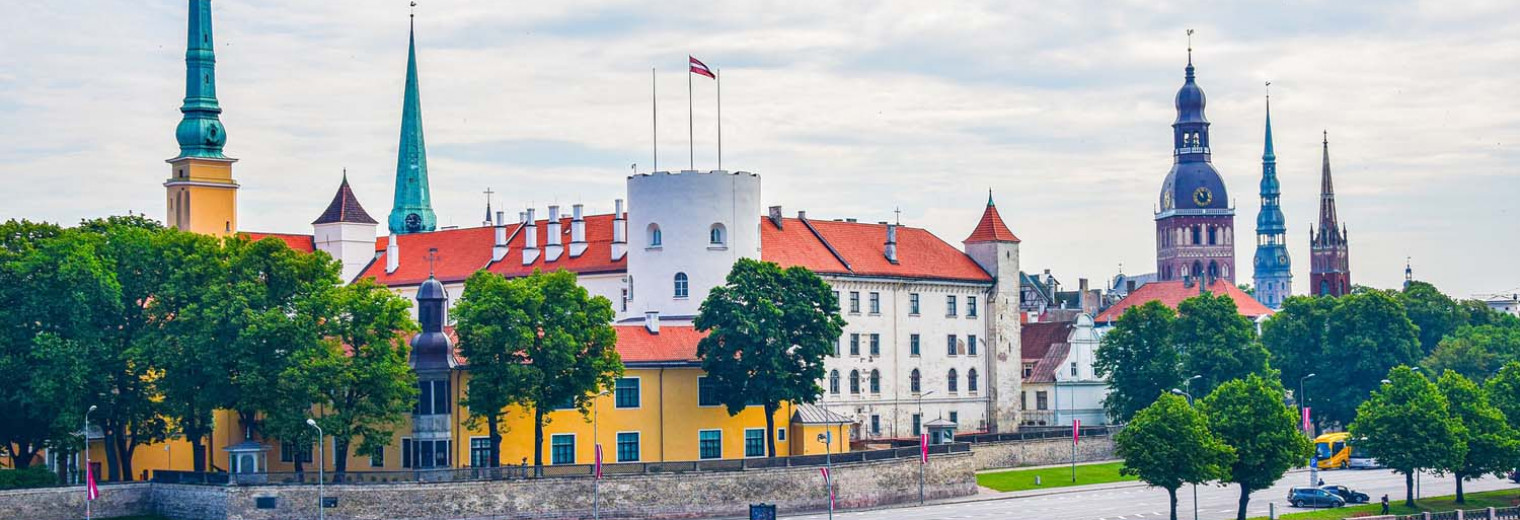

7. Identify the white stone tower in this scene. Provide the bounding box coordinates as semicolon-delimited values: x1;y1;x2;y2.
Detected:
626;170;762;319
963;194;1023;432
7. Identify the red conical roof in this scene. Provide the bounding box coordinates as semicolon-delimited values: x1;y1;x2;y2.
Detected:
313;175;378;225
964;196;1020;243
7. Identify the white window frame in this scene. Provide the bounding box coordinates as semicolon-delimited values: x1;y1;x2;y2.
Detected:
698;429;723;460
743;428;767;458
614;376;642;409
550;433;577;465
615;431;641;463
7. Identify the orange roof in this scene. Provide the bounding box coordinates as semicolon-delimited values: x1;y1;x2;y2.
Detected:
963;201;1020;243
614;325;707;364
356;226;498;286
761;217;991;282
240;231;315;253
1094;279;1274;323
486;214;626;279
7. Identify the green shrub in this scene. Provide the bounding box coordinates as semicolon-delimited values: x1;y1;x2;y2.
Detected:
0;466;60;489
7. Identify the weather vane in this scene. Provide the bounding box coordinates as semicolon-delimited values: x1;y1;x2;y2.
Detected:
425;247;439;277
410;1;417;18
1186;29;1194;61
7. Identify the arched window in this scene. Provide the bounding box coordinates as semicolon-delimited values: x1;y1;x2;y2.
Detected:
1193;261;1204;280
947;369;958;393
1208;226;1218;245
647;223;663;247
849;370;860;394
709;223;726;245
829;370;840;395
869;370;880;394
909;369;921;394
967;369;979;393
1191;225;1202;244
1208;261;1219;279
673;272;689;298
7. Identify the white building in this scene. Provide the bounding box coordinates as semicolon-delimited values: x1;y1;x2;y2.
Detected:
1020;315;1108;427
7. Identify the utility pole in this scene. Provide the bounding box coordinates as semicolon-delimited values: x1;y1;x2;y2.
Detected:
307;419;325;520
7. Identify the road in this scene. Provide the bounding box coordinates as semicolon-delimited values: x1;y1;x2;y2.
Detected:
785;469;1517;520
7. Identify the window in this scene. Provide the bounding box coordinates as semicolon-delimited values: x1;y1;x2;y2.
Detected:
910;369;921;394
709;223;726;245
967;335;978;356
777;428;786;442
615;377;640;408
550;434;575;465
370;444;386;468
829;370;840;395
1036;391;1049;411
1022;363;1034;378
870;415;881;435
470;438;491;468
948;369;958;393
869;292;880;314
412;439;448;468
949;411;959;425
968;296;978;317
402;438;413;468
699;430;722;460
849;334;860;356
1070;362;1078;377
946;295;958;316
673;272;689;299
967;369;979;393
698;376;720;406
744;429;766;457
909;293;920;315
849;292;860;313
849;370;861;394
616;432;640;462
648;224;663;247
1020;392;1027;411
415;379;450;415
910;334;920;356
947;334;958;356
912;414;922;436
280;441;313;463
869;370;881;394
869;334;880;356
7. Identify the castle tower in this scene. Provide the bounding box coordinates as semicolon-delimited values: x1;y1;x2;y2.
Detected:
1252;91;1292;308
1155;48;1236;284
164;0;238;236
312;172;379;283
387;12;438;235
962;193;1023;433
1309;132;1351;296
625;170;762;319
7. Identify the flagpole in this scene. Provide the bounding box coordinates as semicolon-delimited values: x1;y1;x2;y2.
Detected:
688;59;694;171
652;68;657;173
716;67;722;171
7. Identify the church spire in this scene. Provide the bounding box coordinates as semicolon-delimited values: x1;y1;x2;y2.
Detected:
1318;131;1338;236
173;0;228;159
1252;84;1291;308
388;6;438;235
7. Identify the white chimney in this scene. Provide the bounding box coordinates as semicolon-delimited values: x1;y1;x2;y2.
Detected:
492;211;509;262
522;208;541;265
385;234;399;274
569;204;587;258
885;224;899;264
611;198;628;261
545;205;564;262
644;311;660;334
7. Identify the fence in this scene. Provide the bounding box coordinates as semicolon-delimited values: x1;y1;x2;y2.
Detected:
886;424;1118;447
1356;507;1520;520
153;443;972;487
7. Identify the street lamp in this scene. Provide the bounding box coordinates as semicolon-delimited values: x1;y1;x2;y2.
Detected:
817;431;834;520
85;405;96;520
916;389;936;505
1169;389;1198;520
306;418;324;520
592;388;612;520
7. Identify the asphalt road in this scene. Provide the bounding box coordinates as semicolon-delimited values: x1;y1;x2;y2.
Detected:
784;469;1518;520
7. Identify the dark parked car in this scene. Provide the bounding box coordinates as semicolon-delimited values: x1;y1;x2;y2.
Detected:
1321;485;1369;504
1288;487;1346;508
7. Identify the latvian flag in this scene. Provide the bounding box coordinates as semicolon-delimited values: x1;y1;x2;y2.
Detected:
820;467;834;507
689;56;715;79
85;463;100;501
594;444;604;479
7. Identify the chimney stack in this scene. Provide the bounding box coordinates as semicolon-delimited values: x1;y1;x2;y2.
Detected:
492;211;509;262
611;199;628;261
569;204;587;258
385;234;399;274
522;208;541;265
768;206;784;229
884;224;899;264
545;205;564;262
644;311;660;334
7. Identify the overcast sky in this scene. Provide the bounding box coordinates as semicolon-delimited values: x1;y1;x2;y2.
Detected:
3;1;1517;299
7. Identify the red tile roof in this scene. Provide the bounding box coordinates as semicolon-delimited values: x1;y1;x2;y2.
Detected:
1027;342;1070;384
447;324;705;367
963;202;1020;243
761;217;992;282
356;226;498;286
1094;279;1274;323
486;214;626;279
1020;321;1073;362
239;231;316;253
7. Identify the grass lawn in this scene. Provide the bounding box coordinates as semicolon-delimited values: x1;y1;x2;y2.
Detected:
1247;488;1520;520
977;461;1138;492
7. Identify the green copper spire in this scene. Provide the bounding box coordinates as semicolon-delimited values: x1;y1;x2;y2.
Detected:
173;0;228;159
388;12;437;235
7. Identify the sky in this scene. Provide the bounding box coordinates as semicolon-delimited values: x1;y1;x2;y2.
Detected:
2;0;1517;299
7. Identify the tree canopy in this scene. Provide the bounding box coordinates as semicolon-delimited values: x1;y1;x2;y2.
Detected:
1176;293;1271;397
1200;375;1313;520
1434;371;1518;503
1095;301;1180;423
1116;393;1233;520
1423;324;1520;383
1349;366;1465;507
1318;291;1421;430
1261;296;1335;407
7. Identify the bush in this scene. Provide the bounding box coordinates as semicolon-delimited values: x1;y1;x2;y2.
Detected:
0;466;60;489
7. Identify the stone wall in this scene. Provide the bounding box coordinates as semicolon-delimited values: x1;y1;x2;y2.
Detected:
969;435;1116;471
0;482;152;520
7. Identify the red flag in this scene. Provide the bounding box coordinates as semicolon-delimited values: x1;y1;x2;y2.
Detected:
594;444;603;479
919;433;928;464
1302;407;1312;432
820;467;834;508
1073;419;1081;445
689;56;715;79
85;462;99;501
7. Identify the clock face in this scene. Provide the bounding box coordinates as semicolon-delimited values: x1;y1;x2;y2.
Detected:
405;213;422;232
1162;191;1174;210
1192;187;1213;206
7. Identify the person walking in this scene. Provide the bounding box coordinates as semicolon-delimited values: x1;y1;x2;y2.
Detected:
1380;494;1390;515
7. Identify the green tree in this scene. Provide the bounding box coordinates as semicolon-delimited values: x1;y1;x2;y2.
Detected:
1261;296;1335;406
454;269;620;469
1096;301;1180;422
1349;366;1465;507
1115;393;1234;520
1487;362;1520;429
1319;291;1421;430
1400;281;1466;356
1423;325;1520;383
695;258;845;457
1434;371;1518;503
1199;375;1313;520
1176;293;1270;397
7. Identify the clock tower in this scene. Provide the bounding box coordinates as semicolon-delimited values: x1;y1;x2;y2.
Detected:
165;0;238;236
386;11;438;235
1154;46;1236;284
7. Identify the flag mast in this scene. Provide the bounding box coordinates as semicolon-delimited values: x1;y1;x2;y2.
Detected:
688;58;695;170
652;68;657;173
717;68;722;171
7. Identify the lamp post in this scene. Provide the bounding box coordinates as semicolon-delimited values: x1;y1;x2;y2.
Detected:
916;390;936;505
593;388;612;520
84;405;96;520
1170;389;1198;520
306;418;324;520
817;431;834;520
